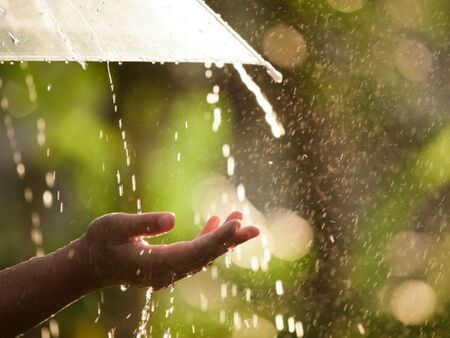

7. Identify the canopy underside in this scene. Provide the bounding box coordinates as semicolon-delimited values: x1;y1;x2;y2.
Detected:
0;0;281;80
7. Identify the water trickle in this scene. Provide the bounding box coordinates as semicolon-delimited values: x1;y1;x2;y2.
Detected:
94;300;102;323
3;99;61;331
107;62;142;212
136;287;153;338
233;63;285;138
36;117;46;146
164;284;176;320
25;74;38;103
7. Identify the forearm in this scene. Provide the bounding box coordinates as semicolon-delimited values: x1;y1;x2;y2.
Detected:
0;236;96;337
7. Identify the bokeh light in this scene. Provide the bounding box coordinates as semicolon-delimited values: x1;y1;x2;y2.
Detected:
175;269;223;311
390;280;437;325
394;39;433;83
1;0;449;336
262;23;308;69
266;209;314;262
326;0;367;13
231;315;277;338
383;0;425;28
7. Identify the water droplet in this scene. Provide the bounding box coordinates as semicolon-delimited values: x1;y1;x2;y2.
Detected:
237;184;245;202
275;280;284;295
222;144;230;157
42;190;53;208
212;107;221;132
8;32;20;45
227;156;235;176
275;314;284;331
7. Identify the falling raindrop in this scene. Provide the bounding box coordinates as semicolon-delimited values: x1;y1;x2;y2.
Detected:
42;190;53;208
275;314;284;331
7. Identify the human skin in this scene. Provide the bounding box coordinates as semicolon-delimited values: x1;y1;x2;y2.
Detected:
0;210;259;337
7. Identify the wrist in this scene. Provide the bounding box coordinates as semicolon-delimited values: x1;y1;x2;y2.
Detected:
66;236;102;291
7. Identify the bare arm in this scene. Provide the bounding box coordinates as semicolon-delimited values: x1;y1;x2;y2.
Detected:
0;237;94;337
0;211;259;337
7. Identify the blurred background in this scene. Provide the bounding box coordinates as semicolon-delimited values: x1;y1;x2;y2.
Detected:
1;0;449;337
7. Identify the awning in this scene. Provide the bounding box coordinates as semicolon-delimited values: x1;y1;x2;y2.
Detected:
0;0;281;82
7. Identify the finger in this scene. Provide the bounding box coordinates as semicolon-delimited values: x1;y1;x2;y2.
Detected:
124;222;258;288
162;220;240;272
227;226;260;247
96;212;175;242
199;216;220;236
225;211;243;223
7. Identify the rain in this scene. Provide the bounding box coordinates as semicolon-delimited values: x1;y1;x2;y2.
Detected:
0;0;449;337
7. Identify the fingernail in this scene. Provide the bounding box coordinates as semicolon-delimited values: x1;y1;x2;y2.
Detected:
158;213;175;229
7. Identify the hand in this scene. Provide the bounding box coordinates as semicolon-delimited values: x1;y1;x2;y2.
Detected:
81;211;259;290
